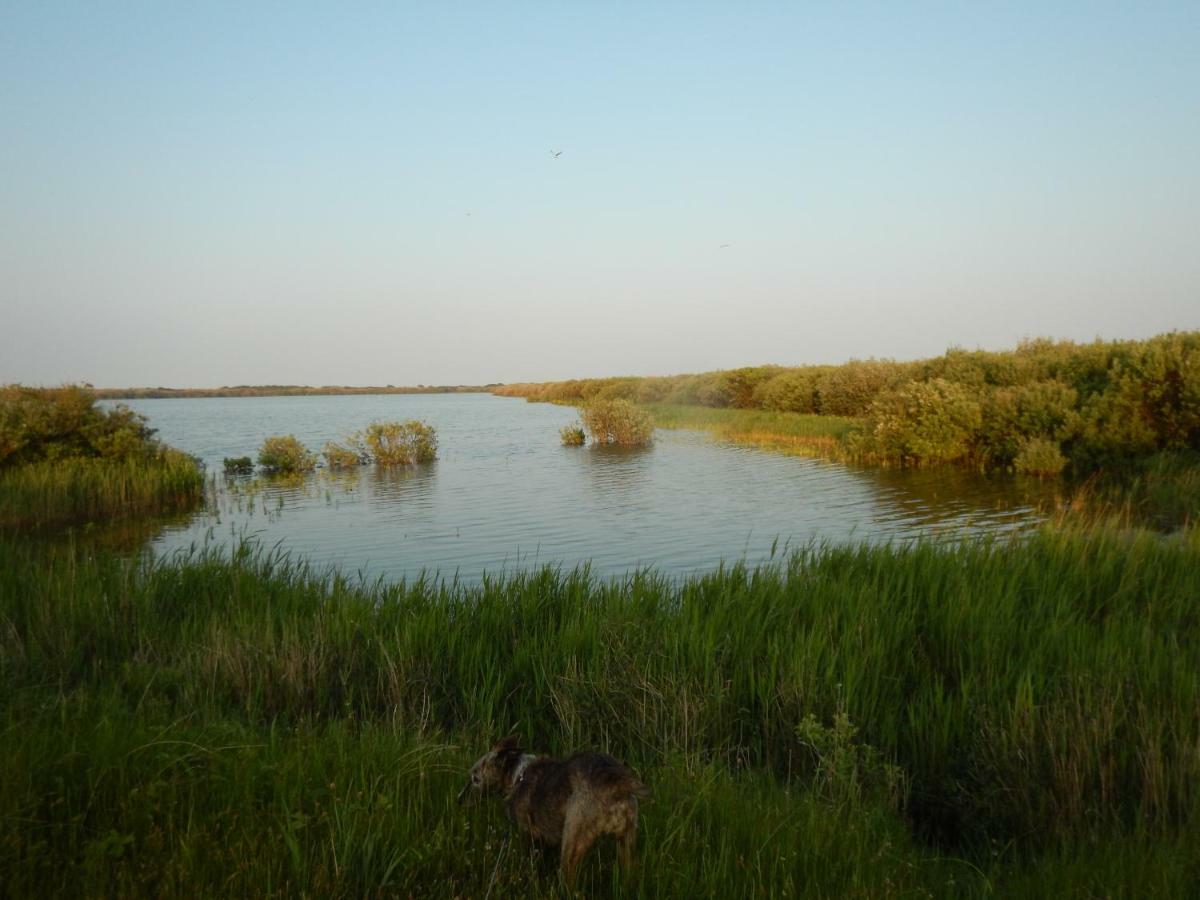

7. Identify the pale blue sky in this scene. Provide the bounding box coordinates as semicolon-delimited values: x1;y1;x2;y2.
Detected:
2;2;1197;387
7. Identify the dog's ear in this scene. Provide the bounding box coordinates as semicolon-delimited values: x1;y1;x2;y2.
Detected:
492;734;521;753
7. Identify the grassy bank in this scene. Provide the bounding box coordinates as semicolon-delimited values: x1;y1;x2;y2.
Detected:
3;527;1199;895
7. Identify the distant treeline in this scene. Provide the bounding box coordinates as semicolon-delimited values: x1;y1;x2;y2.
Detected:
493;331;1200;474
91;384;494;399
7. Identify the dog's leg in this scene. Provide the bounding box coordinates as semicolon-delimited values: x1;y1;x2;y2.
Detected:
617;829;635;869
560;809;598;888
617;802;638;871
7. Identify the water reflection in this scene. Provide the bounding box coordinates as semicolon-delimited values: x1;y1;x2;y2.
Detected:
581;445;654;510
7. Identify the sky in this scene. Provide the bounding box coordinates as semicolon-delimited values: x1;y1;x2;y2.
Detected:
2;2;1197;388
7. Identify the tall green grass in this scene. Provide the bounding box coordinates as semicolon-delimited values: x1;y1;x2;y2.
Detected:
0;450;204;528
2;527;1198;895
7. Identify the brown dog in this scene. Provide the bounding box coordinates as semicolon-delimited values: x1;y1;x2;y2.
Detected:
458;736;649;885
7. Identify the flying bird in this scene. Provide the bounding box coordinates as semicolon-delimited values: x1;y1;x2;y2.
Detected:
719;243;731;249
551;150;563;158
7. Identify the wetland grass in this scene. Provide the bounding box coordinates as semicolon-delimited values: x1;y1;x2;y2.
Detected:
646;403;858;458
0;450;204;528
2;525;1198;895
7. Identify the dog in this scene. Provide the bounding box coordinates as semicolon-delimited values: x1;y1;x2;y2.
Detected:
458;735;650;885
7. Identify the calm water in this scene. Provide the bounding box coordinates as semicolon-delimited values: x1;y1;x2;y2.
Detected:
118;394;1053;582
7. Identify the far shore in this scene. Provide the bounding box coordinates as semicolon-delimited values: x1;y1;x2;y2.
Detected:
90;384;497;399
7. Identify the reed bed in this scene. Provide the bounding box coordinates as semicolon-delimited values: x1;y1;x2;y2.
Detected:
0;450;204;528
2;526;1198;895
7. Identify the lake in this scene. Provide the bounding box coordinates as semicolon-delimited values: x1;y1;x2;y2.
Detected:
117;393;1053;582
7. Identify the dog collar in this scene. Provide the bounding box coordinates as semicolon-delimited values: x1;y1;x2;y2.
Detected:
509;754;538;791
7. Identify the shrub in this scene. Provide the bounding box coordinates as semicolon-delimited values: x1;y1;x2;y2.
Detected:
257;435;316;473
981;381;1080;466
0;385;158;468
322;439;366;469
1013;437;1069;476
222;456;254;474
559;423;586;446
754;370;820;414
580;399;654;446
815;359;904;416
859;378;983;465
720;366;781;409
361;421;437;465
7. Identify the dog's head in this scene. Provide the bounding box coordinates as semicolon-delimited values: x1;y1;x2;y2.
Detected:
457;735;523;804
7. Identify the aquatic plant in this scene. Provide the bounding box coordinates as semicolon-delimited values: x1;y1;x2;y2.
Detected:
0;449;204;528
321;438;366;469
222;456;254;474
258;435;317;473
361;420;438;465
559;422;586;446
580;399;654;446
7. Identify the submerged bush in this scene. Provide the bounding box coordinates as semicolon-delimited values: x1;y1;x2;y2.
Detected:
257;435;316;473
322;439;366;469
580;399;654;446
222;456;253;474
559;423;586;446
362;420;437;465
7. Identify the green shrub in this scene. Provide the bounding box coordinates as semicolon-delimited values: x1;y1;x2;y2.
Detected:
981;381;1080;466
859;378;983;465
1014;437;1069;476
559;423;586;446
580;399;654;446
222;456;253;474
815;359;903;416
361;421;437;465
257;435;316;473
1;385;159;468
754;369;821;414
322;439;365;469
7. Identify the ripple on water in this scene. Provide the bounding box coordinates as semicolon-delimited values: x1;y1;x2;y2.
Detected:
113;394;1055;582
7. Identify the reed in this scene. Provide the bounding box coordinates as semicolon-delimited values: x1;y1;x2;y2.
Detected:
0;450;204;528
580;399;654;445
2;525;1197;895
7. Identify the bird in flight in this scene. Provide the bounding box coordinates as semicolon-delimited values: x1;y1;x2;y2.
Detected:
551;150;563;158
719;243;731;249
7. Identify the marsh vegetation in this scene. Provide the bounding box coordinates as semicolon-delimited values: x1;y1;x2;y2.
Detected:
0;385;203;527
2;526;1198;896
496;331;1200;478
1;363;1197;896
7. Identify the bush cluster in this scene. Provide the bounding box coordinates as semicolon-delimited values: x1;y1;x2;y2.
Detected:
257;421;439;473
257;435;317;473
361;420;438;465
0;385;159;469
495;331;1200;473
580;399;654;446
559;423;586;446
